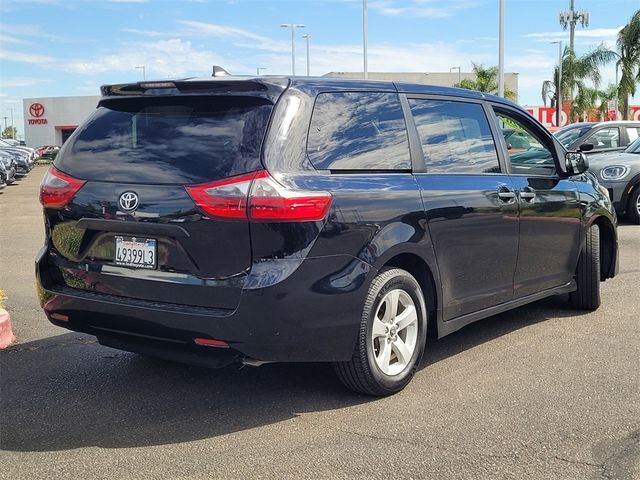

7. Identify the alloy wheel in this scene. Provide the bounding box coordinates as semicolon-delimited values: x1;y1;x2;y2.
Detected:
371;289;419;376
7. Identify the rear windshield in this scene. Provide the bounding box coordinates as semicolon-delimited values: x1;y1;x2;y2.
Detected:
56;96;273;184
554;125;593;148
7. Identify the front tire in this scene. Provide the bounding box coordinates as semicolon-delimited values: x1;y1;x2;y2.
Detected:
334;268;427;396
627;187;640;225
569;224;601;310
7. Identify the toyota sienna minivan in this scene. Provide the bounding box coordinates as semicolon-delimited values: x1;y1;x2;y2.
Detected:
36;76;618;395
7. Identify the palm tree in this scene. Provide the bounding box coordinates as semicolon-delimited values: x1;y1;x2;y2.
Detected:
454;63;517;101
541;45;616;121
616;10;640;120
596;84;618;120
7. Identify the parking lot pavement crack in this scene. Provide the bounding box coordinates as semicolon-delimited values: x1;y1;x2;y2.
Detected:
4;338;97;354
551;455;604;472
332;426;522;461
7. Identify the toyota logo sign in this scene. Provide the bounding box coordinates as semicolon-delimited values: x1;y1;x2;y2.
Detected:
118;191;139;212
29;103;45;118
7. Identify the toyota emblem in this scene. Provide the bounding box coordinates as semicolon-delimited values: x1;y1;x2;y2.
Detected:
29;103;45;118
118;191;139;212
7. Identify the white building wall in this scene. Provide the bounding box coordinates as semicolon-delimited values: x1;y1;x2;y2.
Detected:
23;96;100;147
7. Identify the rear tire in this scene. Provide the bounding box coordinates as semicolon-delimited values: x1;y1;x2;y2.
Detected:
334;268;427;396
627;187;640;225
569;224;601;310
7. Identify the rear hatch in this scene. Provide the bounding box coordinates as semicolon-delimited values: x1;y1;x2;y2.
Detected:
43;84;282;310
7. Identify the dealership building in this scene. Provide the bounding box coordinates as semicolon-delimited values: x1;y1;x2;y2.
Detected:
23;96;99;147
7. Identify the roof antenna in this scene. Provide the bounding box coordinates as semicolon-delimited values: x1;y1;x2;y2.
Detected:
212;65;231;77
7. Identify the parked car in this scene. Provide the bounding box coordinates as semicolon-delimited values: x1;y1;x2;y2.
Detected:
0;152;17;185
554;121;640;155
2;150;32;177
0;161;7;190
0;140;36;170
36;77;618;396
36;145;60;160
587;137;640;224
0;138;36;158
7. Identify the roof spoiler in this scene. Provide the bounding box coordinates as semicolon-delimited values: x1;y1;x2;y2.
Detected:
212;65;231;77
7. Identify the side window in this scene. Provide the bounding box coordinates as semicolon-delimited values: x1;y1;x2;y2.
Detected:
626;127;639;143
494;111;555;172
409;99;500;173
587;127;620;149
307;92;410;170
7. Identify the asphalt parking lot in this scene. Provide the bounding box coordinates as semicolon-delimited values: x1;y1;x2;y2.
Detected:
0;165;638;479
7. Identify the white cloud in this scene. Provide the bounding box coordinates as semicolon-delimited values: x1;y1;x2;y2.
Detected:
0;49;55;64
524;27;623;43
62;38;237;77
0;33;28;45
370;0;479;18
0;77;52;88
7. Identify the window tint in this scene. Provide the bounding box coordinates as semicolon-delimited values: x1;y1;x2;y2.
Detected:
554;125;592;148
409;99;500;173
495;111;555;171
307;92;410;170
626;127;640;143
588;127;620;149
56;96;272;184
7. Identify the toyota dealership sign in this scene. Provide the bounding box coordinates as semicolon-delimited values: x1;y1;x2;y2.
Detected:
28;102;48;125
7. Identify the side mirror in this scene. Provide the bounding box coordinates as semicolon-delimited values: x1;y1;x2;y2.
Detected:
507;143;513;150
578;143;594;152
565;151;589;175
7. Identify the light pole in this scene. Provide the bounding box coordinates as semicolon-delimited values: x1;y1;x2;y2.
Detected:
302;34;311;76
497;0;505;98
135;65;146;80
551;41;563;128
2;117;7;135
280;23;305;75
559;0;589;54
449;66;461;84
256;67;267;76
363;0;368;79
9;108;14;138
614;64;619;120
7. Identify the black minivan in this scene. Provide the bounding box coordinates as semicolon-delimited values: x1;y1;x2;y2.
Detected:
36;77;618;395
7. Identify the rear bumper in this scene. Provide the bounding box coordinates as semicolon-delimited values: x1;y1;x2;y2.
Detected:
36;246;373;365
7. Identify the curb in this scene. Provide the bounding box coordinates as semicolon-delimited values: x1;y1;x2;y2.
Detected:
0;308;16;349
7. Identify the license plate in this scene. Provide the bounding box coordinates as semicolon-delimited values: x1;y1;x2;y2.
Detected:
114;236;157;269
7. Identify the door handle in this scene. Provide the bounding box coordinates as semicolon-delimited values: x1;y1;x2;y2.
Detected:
497;186;517;204
519;187;536;203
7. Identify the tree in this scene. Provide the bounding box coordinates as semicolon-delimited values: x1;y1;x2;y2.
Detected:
596;84;619;120
541;45;616;122
616;9;640;120
1;126;17;139
454;63;517;101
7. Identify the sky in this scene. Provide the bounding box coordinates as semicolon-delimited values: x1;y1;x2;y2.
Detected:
1;0;638;138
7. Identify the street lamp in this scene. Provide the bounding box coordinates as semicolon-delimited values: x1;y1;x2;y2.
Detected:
497;0;505;97
135;65;146;80
302;34;311;76
280;23;305;75
449;66;461;84
362;0;368;80
256;67;268;76
551;41;563;128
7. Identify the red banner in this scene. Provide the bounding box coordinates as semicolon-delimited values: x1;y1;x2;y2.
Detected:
525;106;640;130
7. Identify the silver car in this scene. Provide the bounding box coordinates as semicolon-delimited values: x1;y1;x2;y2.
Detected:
588;137;640;224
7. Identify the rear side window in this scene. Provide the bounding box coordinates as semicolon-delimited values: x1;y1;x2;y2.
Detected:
409;99;500;174
56;96;273;184
587;127;620;149
307;92;410;170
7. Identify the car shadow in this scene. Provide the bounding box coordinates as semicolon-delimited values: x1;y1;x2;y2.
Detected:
0;295;585;453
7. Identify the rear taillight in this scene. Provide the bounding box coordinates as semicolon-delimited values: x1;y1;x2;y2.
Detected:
39;166;86;208
185;170;332;222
